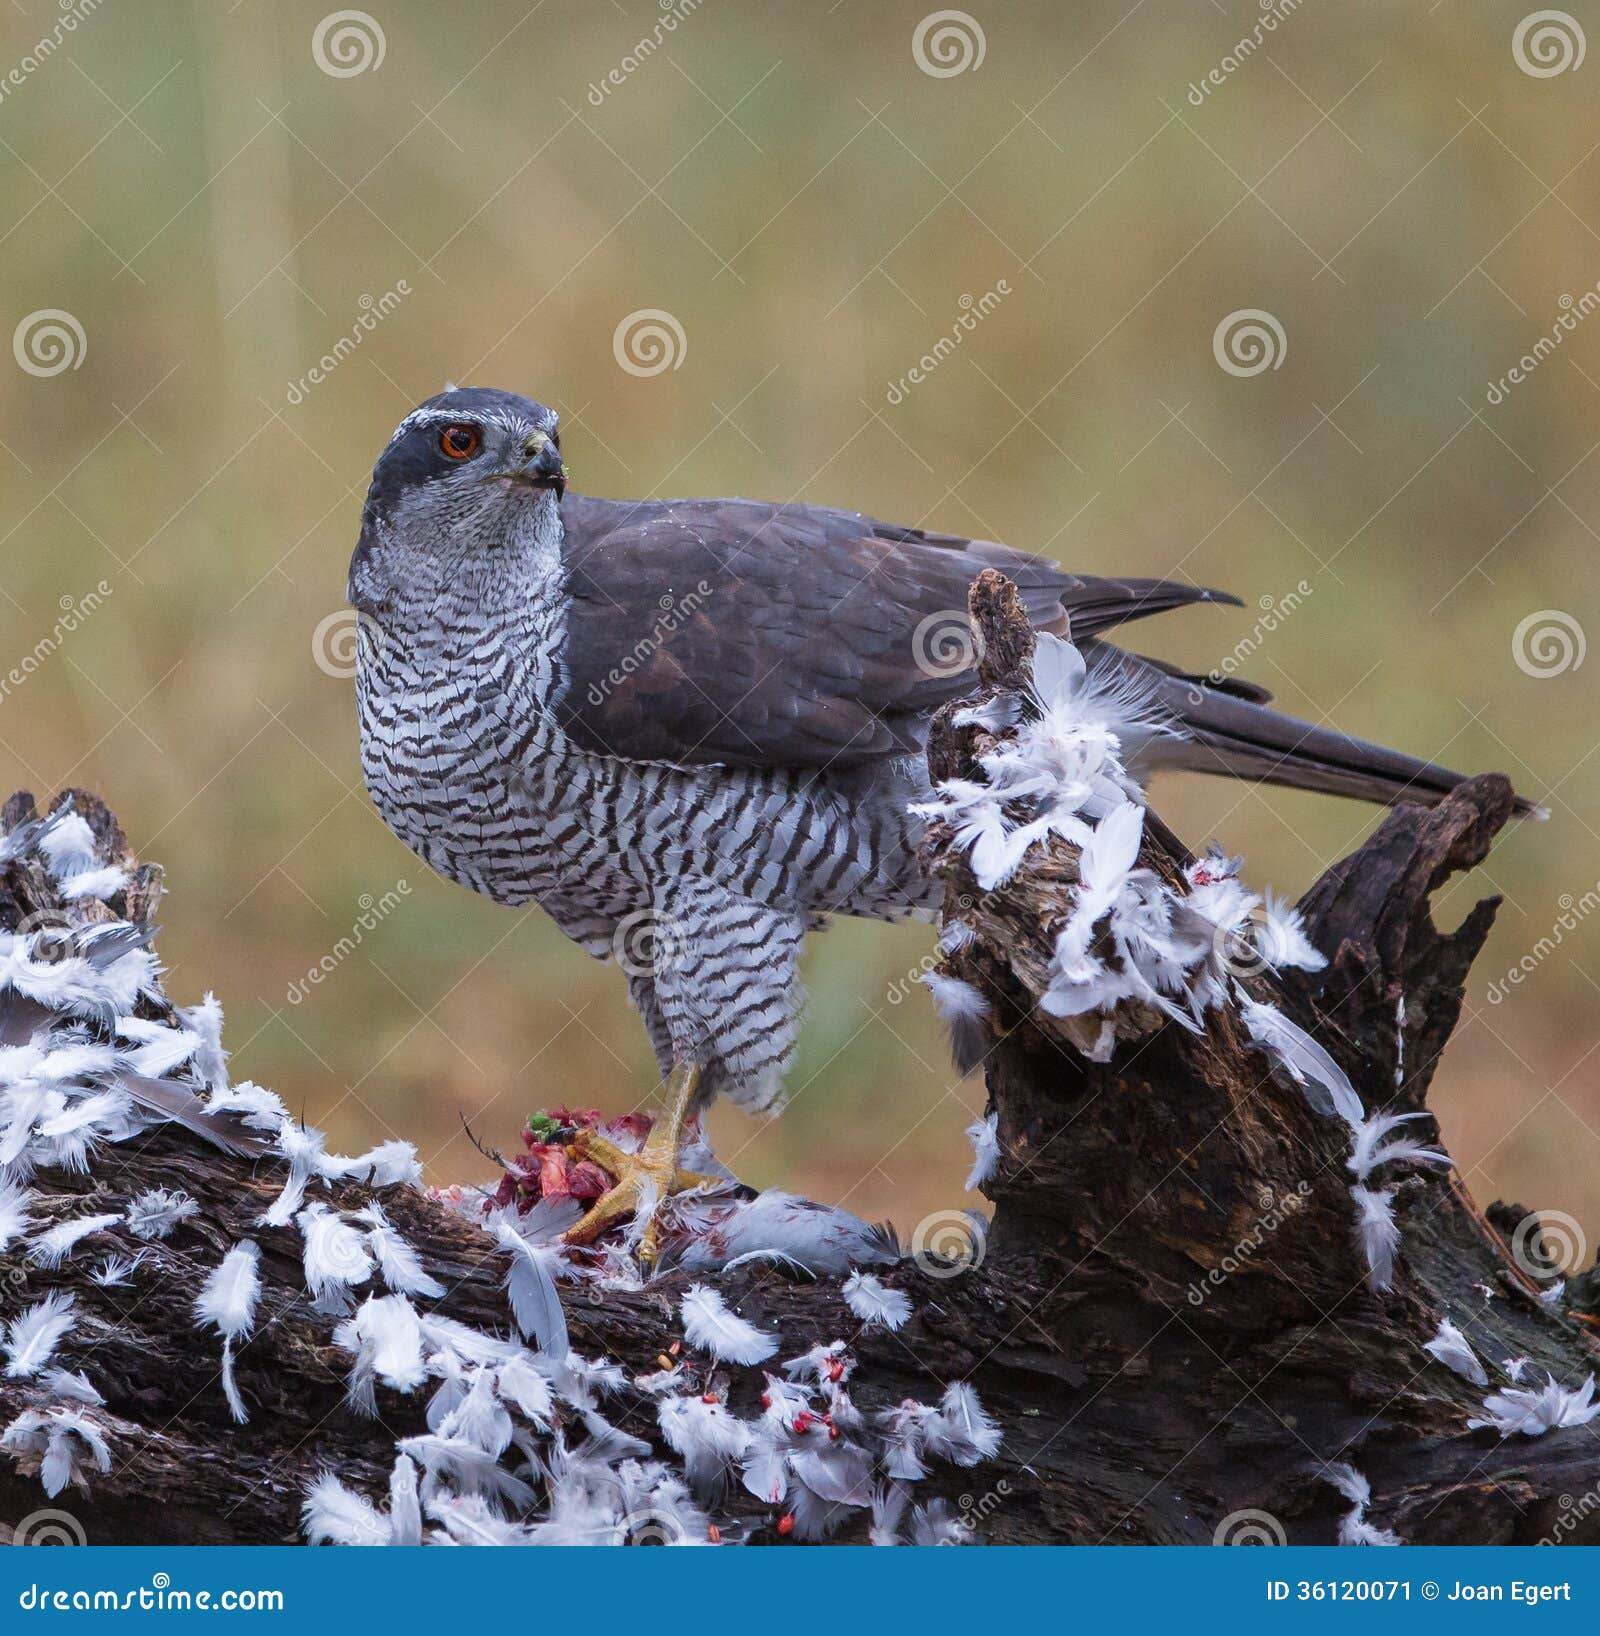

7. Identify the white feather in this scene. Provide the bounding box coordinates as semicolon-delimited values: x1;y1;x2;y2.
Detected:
925;1380;1002;1466
124;1187;199;1241
37;813;96;878
334;1294;426;1413
680;1283;778;1366
921;972;990;1024
0;1179;35;1252
841;1270;912;1331
870;1479;912;1546
3;1291;77;1378
90;1251;148;1287
220;1337;248;1424
194;1240;261;1340
1469;1373;1600;1437
28;1212;121;1269
395;1433;535;1507
1347;1111;1450;1183
303;1471;390;1546
42;1366;102;1406
1254;891;1327;973
964;1110;1000;1191
356;1203;445;1299
177;993;229;1090
387;1454;422;1546
1422;1316;1487;1386
331;1138;423;1189
296;1203;374;1312
492;1219;571;1356
1350;1184;1399;1291
1238;996;1364;1127
494;1352;555;1428
1;1406;111;1498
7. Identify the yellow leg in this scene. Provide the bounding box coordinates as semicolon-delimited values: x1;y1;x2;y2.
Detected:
562;1063;719;1267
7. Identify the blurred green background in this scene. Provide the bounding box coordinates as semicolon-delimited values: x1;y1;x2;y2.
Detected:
2;0;1597;1237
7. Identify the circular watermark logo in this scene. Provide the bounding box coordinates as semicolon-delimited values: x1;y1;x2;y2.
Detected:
10;1508;86;1546
312;609;388;678
14;907;80;965
911;610;984;679
611;909;687;979
612;309;687;377
13;309;86;378
1513;11;1586;76
1512;609;1585;677
1213;308;1286;378
1212;1507;1286;1546
913;10;986;77
313;11;386;77
910;1209;985;1278
1509;1209;1586;1279
613;1506;695;1546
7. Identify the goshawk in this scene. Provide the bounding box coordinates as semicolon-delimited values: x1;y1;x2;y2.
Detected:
349;386;1525;1254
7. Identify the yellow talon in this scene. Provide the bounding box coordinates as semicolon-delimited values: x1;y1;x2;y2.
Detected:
562;1063;718;1266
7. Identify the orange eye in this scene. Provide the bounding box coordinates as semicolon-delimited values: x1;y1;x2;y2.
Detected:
439;424;480;460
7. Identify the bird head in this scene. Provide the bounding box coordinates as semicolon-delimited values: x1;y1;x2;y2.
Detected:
349;387;568;612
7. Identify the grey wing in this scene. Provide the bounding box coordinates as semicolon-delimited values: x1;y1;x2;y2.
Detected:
553;495;1239;770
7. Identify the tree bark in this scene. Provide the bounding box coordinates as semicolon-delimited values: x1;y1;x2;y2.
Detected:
3;589;1597;1543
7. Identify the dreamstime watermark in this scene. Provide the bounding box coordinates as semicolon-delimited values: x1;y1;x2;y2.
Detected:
0;582;113;705
286;881;412;1005
312;608;388;678
1487;879;1600;1003
1540;1480;1600;1545
1512;609;1585;677
0;0;105;108
7;1509;86;1547
912;11;986;77
16;1577;283;1611
586;0;708;106
312;10;386;77
1201;580;1313;689
1185;1181;1312;1305
1513;10;1586;77
1185;0;1308;106
910;1209;986;1277
911;609;985;679
612;909;687;979
13;310;86;378
285;282;410;404
1213;308;1286;376
884;281;1011;404
613;308;687;377
1507;1208;1587;1280
584;581;714;707
1486;282;1600;404
956;1479;1011;1535
1213;1506;1286;1545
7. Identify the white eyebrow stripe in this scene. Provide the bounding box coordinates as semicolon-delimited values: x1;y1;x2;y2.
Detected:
389;403;555;443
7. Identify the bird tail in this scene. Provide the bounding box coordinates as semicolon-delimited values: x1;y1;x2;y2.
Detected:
1087;643;1547;819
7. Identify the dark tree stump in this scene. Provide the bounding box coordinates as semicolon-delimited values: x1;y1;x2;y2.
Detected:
2;595;1596;1543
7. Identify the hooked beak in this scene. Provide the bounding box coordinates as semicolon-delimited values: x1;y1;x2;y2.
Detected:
502;431;567;496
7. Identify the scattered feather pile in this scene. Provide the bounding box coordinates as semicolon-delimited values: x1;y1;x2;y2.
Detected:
0;1406;111;1497
922;632;1450;1293
0;794;1006;1545
1469;1372;1600;1438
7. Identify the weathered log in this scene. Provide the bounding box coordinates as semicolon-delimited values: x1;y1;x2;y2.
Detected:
2;578;1596;1543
